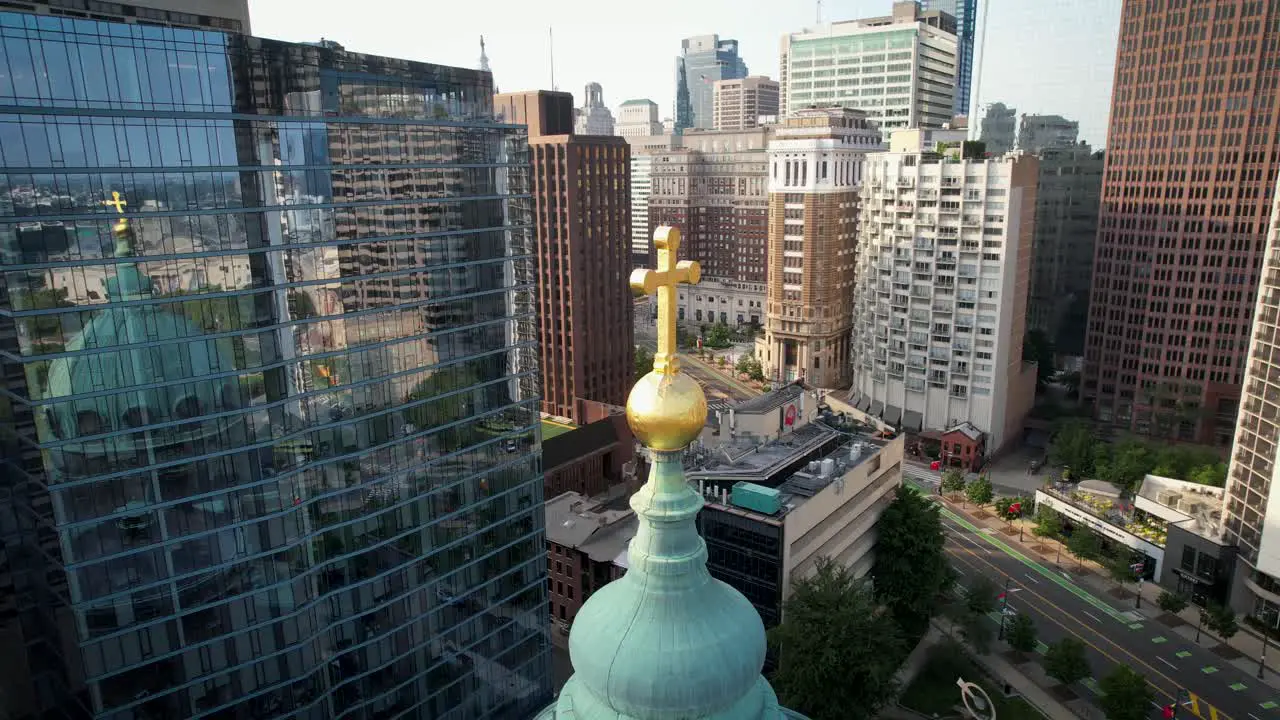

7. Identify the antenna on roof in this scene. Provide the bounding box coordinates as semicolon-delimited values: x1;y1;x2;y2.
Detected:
816;0;823;24
549;27;557;91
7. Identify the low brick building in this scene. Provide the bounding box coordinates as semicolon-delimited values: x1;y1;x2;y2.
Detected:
545;489;637;634
544;413;638;499
939;422;986;471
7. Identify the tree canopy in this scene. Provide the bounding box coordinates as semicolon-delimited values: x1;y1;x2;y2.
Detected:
769;558;906;720
1066;529;1103;566
964;476;993;506
941;468;967;493
1049;419;1096;476
1051;422;1226;490
1006;613;1038;653
1044;638;1091;686
634;346;654;378
703;322;733;349
1099;666;1154;720
871;486;954;637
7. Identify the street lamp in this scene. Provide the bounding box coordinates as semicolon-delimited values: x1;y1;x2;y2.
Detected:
1259;607;1279;680
1195;608;1206;644
997;576;1014;641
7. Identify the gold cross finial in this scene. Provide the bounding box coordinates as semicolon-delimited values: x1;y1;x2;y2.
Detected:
631;226;700;375
103;191;128;233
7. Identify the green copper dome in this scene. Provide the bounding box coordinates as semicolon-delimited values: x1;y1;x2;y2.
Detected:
536;452;808;720
39;224;239;452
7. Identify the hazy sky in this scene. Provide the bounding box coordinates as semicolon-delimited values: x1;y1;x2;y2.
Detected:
248;0;1121;146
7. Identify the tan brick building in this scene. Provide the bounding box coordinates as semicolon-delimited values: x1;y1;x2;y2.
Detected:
759;108;881;388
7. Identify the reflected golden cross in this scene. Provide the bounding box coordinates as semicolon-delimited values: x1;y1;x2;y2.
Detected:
103;191;128;232
630;226;700;375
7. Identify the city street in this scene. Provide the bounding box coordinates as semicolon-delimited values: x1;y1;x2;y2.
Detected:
930;488;1280;720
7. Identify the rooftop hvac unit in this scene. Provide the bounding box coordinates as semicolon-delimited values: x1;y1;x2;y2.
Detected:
1156;490;1182;507
807;461;820;474
1180;500;1205;516
820;459;835;477
849;443;865;460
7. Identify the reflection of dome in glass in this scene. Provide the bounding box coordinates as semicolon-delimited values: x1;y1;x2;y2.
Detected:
41;225;240;450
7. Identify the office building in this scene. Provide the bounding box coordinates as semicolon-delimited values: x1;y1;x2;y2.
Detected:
543;488;635;632
625;133;680;267
494;91;634;425
1083;0;1280;446
543;414;637;499
849;130;1039;451
1027;143;1104;354
675;34;749;133
616;98;664;137
0;0;249;31
1225;176;1280;617
778;1;957;130
978;102;1016;154
0;14;552;720
918;0;976;117
713;76;780;131
535;225;805;719
687;386;905;626
759;108;881;388
574;82;616;137
648;128;773;326
1016;113;1080;154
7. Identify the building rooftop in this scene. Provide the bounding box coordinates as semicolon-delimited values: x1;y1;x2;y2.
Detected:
544;489;638;564
687;423;888;526
734;383;805;414
621;98;657;105
543;415;627;470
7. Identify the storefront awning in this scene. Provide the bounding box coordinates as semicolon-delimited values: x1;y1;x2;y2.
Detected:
902;410;923;432
883;405;902;425
858;396;872;412
870;400;884;416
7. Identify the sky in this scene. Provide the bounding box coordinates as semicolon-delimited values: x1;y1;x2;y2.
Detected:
248;0;1121;146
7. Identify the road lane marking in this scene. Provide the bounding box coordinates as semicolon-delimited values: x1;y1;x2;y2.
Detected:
1024;573;1040;584
1260;700;1278;709
1130;622;1145;629
1249;713;1262;720
1230;683;1248;691
1083;610;1102;623
1178;650;1194;658
1158;657;1177;669
945;547;1231;720
1153;636;1168;643
1203;666;1220;674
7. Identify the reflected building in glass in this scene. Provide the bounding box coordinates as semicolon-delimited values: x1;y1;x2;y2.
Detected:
0;12;551;720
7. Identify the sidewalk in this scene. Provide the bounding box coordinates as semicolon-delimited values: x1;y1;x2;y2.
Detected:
938;491;1280;692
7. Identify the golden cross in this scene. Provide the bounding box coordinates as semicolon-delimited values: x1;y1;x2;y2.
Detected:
631;226;700;375
103;191;128;233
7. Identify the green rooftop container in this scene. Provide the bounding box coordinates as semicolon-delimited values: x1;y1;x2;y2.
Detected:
731;482;782;515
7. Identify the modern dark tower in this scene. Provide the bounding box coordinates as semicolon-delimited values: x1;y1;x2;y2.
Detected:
1083;0;1280;445
919;0;976;116
675;35;748;133
0;12;551;719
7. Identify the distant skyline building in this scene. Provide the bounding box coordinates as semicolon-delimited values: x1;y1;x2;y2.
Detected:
1026;142;1103;355
0;13;551;719
1016;113;1080;154
616;98;664;137
1083;0;1280;446
648;127;773;328
850;130;1039;450
713;76;780;131
1223;175;1280;619
918;0;976;117
675;34;749;133
760;107;881;388
495;91;634;424
978;102;1016;154
778;1;957;130
574;82;616;136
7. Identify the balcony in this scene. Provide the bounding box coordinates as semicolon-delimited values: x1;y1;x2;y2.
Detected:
951;364;969;376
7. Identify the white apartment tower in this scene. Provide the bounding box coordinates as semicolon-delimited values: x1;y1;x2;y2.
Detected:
1225;176;1280;616
758;107;881;388
778;1;957;129
849;130;1039;451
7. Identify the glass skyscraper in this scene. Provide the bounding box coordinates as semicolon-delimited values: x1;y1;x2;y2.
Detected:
919;0;976;116
674;34;747;133
0;11;551;720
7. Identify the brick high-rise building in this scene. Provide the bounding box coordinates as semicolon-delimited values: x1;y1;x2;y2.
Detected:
1083;0;1280;445
713;76;780;131
759;107;881;388
495;91;634;424
648;128;772;326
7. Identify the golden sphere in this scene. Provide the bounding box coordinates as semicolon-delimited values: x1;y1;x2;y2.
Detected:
625;370;708;451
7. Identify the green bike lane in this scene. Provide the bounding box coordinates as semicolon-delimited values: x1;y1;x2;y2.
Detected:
930;490;1280;720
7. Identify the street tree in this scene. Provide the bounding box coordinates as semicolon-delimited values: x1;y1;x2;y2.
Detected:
1092;439;1155;493
1099;666;1155;720
704;322;733;349
1006;613;1038;654
1066;529;1102;568
1207;604;1240;641
871;487;954;637
769;558;905;720
1032;505;1060;538
943;576;997;655
965;475;993;507
1049;419;1095;476
1106;552;1139;593
1043;638;1091;686
1157;591;1189;615
941;468;967;494
634;346;654;378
